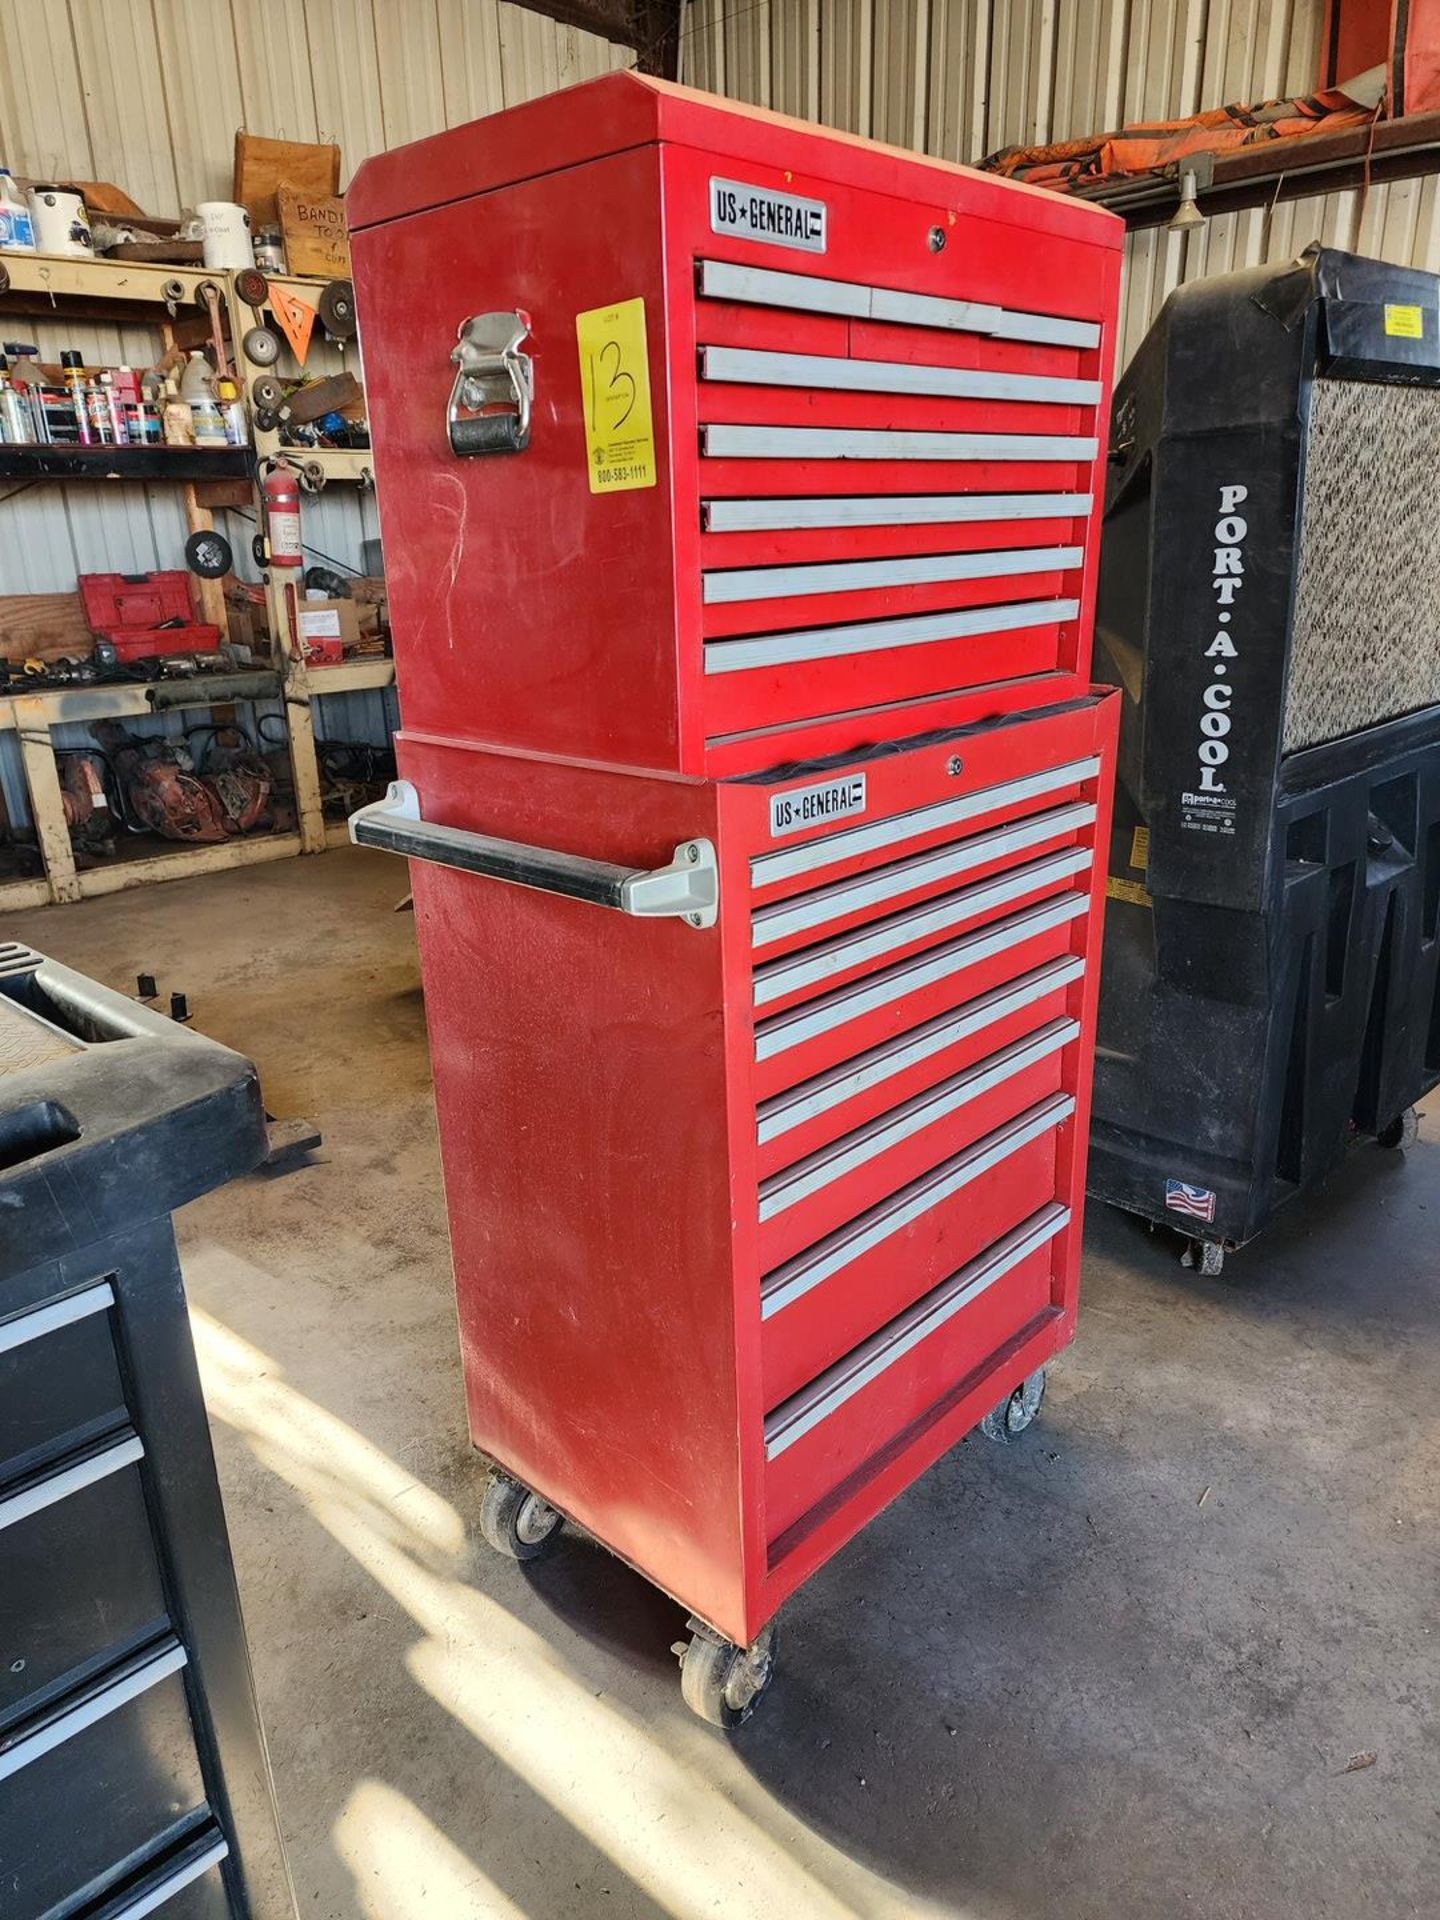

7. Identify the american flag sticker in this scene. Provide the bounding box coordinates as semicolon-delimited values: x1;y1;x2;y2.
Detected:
1165;1179;1217;1222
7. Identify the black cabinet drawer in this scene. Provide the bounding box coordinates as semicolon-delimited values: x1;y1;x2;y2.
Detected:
0;1283;127;1476
0;1448;167;1730
0;1645;206;1920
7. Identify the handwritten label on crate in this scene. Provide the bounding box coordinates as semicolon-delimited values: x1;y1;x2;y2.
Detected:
769;773;867;838
710;177;828;253
575;297;657;494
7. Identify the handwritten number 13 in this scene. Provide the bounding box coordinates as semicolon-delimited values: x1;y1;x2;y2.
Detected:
593;339;636;430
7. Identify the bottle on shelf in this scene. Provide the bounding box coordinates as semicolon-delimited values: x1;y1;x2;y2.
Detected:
99;371;130;446
214;374;248;447
192;392;228;447
60;349;93;446
85;374;116;445
162;377;195;447
178;350;212;404
0;356;31;443
0;170;35;251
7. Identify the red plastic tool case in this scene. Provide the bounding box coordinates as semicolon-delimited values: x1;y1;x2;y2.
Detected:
349;75;1122;1656
78;571;221;660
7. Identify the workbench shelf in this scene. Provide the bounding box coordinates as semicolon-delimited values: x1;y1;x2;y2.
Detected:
0;253;393;909
0;446;252;483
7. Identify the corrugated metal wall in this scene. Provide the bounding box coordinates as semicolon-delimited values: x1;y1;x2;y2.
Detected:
680;0;1440;369
0;0;633;597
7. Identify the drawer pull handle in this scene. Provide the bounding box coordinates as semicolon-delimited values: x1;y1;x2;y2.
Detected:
0;1432;143;1534
105;1835;230;1920
704;597;1079;677
704;545;1083;607
350;783;719;929
0;1639;186;1783
0;1280;113;1357
751;802;1096;950
701;424;1098;464
703;492;1093;534
699;345;1103;408
696;258;1102;351
751;757;1102;888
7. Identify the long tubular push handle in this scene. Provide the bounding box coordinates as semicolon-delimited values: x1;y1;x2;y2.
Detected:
348;782;719;928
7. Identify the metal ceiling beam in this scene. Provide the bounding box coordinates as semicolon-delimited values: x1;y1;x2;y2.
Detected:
505;0;683;76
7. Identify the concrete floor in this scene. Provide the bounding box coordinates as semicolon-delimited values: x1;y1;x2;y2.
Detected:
11;848;1438;1920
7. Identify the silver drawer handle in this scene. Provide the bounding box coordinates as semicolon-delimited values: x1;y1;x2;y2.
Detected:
0;1280;113;1356
0;1432;144;1534
0;1639;186;1782
107;1835;230;1919
349;782;719;929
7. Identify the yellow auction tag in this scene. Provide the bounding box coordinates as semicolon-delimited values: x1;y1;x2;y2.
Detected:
1385;303;1424;339
1129;825;1150;871
576;297;657;494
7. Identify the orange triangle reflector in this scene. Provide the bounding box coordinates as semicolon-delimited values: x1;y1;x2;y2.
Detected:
272;288;316;364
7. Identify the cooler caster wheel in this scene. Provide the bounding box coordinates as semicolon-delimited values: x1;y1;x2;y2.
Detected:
979;1367;1046;1442
478;1471;561;1562
1377;1107;1420;1152
1181;1238;1226;1277
677;1619;776;1730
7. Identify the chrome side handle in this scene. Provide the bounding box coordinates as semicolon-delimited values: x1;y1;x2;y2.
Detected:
349;782;718;928
448;311;533;455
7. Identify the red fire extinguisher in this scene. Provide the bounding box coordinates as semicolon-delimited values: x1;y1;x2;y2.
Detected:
262;463;303;569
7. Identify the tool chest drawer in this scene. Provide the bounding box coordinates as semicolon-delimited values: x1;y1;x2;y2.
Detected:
0;1642;205;1920
0;1442;166;1730
0;1282;127;1478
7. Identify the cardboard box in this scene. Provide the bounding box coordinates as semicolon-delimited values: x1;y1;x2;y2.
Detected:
298;597;360;663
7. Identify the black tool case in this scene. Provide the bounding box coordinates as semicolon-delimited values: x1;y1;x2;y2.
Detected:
1091;245;1440;1267
0;942;293;1920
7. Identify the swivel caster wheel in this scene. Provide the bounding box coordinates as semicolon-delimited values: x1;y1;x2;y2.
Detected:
979;1367;1046;1443
1181;1238;1226;1278
478;1470;562;1562
1377;1107;1420;1152
677;1619;776;1730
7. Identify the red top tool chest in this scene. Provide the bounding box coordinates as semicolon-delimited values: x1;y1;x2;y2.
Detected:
349;75;1121;1722
78;572;221;661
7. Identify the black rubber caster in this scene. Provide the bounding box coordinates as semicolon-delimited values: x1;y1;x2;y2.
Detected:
1377;1107;1420;1152
978;1367;1046;1442
1181;1238;1226;1278
478;1470;562;1561
677;1619;776;1729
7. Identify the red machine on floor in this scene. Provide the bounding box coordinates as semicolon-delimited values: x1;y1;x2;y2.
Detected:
348;74;1122;1725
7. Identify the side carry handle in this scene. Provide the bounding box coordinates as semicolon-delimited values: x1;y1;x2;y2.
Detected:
349;782;718;929
448;311;532;456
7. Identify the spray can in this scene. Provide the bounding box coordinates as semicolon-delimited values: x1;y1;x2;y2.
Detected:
60;349;93;445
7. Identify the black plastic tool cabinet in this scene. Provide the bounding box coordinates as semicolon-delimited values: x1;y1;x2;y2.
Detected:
0;941;293;1920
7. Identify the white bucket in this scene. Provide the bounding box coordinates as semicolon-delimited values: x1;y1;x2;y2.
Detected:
26;186;93;257
197;200;254;271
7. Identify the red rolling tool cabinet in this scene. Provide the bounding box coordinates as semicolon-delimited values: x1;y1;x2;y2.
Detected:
348;74;1122;1727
